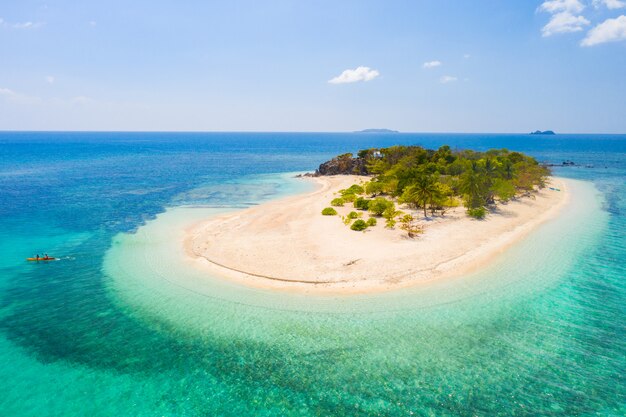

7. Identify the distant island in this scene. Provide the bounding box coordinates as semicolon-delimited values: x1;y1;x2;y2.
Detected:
188;144;568;293
530;130;555;135
354;129;399;134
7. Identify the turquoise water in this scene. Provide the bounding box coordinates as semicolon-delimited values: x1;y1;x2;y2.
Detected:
0;132;624;416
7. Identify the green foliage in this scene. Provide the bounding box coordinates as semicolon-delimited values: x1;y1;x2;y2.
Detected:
330;197;345;207
364;180;385;196
366;217;377;227
328;145;548;222
354;197;370;210
321;207;337;216
347;211;360;219
368;197;394;216
491;178;516;202
350;219;368;231
341;193;356;202
467;207;487;219
340;184;364;196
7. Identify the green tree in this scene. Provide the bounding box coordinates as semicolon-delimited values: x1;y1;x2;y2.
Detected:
368;197;394;216
399;174;439;217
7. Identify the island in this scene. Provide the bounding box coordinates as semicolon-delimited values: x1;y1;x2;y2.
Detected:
530;130;556;135
354;128;399;133
186;145;568;294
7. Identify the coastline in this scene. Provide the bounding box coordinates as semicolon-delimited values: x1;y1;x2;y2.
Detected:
185;175;570;295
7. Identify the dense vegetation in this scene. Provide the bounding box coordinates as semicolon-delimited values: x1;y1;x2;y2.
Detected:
322;145;550;233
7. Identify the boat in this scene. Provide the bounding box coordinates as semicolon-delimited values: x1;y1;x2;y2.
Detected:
26;257;57;261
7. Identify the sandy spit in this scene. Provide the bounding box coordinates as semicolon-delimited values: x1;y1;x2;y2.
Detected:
185;175;569;295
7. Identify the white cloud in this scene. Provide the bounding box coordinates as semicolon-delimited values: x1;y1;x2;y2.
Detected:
328;66;379;84
542;12;590;36
593;0;626;9
89;20;97;26
422;60;442;69
581;15;626;45
45;76;55;84
439;75;458;84
539;0;585;14
539;1;589;37
0;18;44;29
463;54;471;59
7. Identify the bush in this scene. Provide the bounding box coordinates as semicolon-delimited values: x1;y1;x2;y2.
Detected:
343;184;365;195
347;211;359;219
330;197;345;207
467;207;487;219
368;197;394;216
366;217;377;227
354;197;370;210
365;180;385;196
321;207;337;216
341;193;356;202
350;219;368;231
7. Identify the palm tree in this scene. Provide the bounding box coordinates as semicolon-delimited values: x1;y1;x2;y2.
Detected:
459;162;487;209
405;174;440;217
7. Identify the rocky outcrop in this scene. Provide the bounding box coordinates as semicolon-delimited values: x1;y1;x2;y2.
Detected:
530;130;555;135
314;154;369;176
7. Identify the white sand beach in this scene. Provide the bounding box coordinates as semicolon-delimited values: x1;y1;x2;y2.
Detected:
185;175;569;294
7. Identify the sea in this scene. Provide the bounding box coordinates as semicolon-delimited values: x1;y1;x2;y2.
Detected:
0;132;624;416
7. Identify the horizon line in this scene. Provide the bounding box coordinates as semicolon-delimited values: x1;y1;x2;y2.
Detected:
0;129;625;135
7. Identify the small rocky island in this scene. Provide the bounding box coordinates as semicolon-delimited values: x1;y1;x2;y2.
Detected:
530;130;556;135
354;129;399;134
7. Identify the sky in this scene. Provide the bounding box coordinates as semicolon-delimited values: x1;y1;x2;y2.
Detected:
0;0;625;133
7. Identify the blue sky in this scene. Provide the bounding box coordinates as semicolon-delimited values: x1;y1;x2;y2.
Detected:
1;0;625;133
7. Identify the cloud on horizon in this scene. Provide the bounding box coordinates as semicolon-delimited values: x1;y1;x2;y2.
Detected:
328;66;380;84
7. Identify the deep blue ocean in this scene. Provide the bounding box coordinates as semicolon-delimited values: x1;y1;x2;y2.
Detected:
0;132;624;416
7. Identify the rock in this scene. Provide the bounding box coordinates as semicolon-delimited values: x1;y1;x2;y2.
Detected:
315;153;369;176
530;130;556;135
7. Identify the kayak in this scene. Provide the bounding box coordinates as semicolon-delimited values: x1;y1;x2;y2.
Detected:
26;257;57;261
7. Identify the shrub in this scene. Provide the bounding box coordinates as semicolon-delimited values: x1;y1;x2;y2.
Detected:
350;219;368;231
330;197;345;207
321;207;337;216
366;217;377;227
341;193;356;203
467;207;487;219
385;219;396;229
347;211;359;219
365;180;385;196
344;184;365;195
354;197;370;210
368;197;394;216
399;214;423;238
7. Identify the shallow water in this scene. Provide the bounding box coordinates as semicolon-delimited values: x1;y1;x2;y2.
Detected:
0;132;624;416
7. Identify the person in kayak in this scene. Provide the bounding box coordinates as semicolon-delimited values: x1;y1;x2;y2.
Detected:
36;254;40;260
44;254;49;260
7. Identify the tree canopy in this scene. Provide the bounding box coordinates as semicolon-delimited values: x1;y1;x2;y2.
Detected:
356;145;549;218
